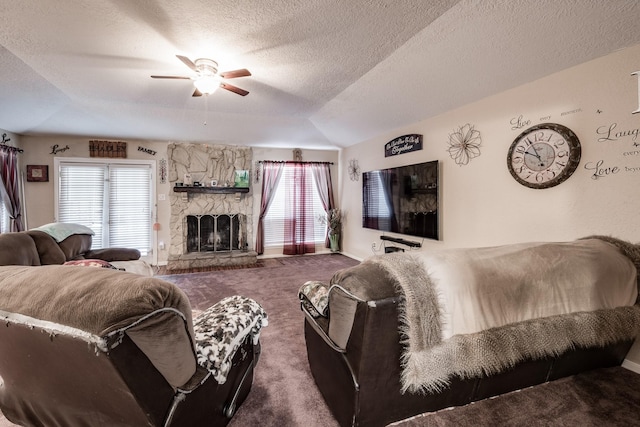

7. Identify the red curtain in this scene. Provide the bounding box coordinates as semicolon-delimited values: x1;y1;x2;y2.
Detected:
310;163;335;247
0;146;23;232
255;161;284;254
283;163;315;255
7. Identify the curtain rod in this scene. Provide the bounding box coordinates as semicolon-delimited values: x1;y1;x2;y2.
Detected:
0;133;23;153
257;160;334;165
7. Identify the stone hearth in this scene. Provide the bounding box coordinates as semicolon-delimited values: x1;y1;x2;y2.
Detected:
166;143;256;271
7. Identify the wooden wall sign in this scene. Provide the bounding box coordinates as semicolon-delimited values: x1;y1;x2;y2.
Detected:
89;140;127;158
385;134;423;157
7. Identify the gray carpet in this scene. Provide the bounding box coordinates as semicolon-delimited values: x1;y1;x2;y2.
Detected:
392;365;640;427
156;253;359;427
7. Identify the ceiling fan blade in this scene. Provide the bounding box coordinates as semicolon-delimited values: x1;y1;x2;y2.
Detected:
151;75;191;79
192;88;203;97
176;55;198;72
220;82;249;96
220;69;251;79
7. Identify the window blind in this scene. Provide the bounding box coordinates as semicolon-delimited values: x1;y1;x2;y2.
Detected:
263;166;327;247
57;160;152;254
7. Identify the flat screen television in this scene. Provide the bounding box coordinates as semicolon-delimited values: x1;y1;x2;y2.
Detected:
362;160;439;240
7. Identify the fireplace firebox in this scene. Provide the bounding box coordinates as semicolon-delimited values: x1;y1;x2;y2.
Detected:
185;214;245;253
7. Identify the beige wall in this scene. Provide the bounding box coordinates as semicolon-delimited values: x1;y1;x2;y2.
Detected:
339;43;640;365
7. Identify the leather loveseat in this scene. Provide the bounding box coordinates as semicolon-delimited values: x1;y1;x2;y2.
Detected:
300;238;640;427
0;264;267;426
0;223;149;275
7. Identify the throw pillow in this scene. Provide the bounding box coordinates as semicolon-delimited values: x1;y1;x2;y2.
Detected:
64;259;118;269
299;281;329;317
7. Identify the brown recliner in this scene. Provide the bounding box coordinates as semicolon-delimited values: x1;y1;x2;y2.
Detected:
0;265;266;426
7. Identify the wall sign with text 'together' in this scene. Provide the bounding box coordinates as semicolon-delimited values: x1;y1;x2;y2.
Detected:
384;134;423;157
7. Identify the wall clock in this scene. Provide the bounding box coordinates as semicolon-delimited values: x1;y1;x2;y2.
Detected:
507;123;581;189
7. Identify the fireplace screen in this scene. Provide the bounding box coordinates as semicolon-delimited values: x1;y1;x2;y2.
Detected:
186;214;242;252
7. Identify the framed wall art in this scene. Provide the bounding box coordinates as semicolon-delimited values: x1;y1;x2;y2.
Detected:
26;165;49;182
234;170;250;188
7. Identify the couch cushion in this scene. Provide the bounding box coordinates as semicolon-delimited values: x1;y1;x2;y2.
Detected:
0;265;197;388
85;248;141;262
0;232;41;266
25;230;66;265
58;234;93;260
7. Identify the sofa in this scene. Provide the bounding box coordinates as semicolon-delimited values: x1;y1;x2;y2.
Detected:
0;264;267;426
300;237;640;427
0;223;151;275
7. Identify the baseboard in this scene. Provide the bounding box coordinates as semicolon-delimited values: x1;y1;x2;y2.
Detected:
622;358;640;374
341;251;364;261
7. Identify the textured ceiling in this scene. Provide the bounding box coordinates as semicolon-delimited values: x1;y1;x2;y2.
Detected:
1;0;639;149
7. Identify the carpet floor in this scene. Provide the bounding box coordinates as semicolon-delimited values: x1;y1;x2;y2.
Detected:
391;365;640;427
2;254;640;426
157;253;359;427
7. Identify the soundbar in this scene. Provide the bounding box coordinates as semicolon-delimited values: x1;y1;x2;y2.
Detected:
380;235;421;248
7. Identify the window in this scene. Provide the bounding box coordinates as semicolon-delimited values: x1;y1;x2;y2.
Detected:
55;158;154;255
0;200;9;233
263;166;327;247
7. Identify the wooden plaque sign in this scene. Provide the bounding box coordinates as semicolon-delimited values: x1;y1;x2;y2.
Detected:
89;140;127;158
385;134;423;157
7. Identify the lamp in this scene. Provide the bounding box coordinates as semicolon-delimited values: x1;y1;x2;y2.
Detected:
193;75;221;95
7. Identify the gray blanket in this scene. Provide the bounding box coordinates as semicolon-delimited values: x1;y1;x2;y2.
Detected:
371;237;640;394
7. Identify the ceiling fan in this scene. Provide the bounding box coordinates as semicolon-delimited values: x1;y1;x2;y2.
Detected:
151;55;251;97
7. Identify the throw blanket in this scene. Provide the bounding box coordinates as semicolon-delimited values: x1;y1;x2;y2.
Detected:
193;295;268;384
370;237;640;394
32;222;94;242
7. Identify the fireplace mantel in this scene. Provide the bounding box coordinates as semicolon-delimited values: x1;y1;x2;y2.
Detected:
173;186;250;194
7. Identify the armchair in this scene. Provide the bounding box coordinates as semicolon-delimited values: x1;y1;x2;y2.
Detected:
0;265;267;426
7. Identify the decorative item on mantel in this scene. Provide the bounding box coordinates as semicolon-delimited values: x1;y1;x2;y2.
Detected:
319;208;342;252
446;123;482;166
234;170;250;188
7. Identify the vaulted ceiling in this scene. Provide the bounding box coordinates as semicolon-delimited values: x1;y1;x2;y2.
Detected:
1;0;639;149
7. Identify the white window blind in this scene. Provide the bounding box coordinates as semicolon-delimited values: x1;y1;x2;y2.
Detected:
263;166;327;247
0;201;8;233
57;160;152;255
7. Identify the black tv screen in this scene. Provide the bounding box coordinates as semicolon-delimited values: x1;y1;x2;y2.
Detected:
362;160;439;240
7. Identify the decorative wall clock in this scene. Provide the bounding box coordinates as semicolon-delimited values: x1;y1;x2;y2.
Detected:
507;123;581;189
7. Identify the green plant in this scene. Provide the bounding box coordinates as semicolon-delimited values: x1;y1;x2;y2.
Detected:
319;208;342;234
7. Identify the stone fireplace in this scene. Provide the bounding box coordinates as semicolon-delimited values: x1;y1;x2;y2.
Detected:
166;143;257;271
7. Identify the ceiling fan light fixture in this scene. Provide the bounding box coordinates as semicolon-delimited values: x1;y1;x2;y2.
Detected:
193;75;221;95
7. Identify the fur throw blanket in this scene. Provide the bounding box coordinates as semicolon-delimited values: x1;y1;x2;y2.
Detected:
372;237;640;394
